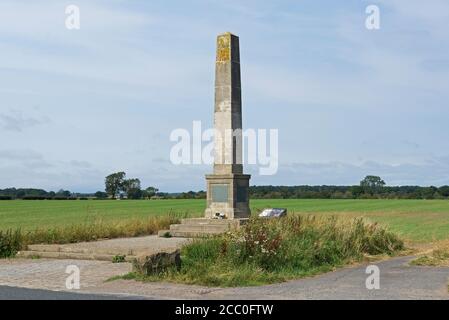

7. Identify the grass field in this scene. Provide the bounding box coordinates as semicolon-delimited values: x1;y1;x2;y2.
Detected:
1;199;449;242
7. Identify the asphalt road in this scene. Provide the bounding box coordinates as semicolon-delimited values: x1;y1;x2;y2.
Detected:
211;256;449;300
1;256;448;300
0;285;147;300
90;256;449;300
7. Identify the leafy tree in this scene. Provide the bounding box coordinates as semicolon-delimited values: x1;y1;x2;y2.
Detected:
145;186;159;199
94;191;108;199
439;186;449;197
56;189;71;197
16;190;26;199
421;186;438;199
350;186;364;198
123;178;142;199
105;172;126;199
360;175;386;195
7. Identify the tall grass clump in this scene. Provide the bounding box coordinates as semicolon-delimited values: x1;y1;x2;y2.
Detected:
0;214;184;257
0;229;23;258
149;215;404;287
22;214;182;245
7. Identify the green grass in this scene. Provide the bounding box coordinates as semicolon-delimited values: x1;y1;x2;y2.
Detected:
0;199;203;230
253;199;449;243
124;215;404;287
0;229;22;258
1;199;448;242
410;248;449;267
21;215;182;245
0;215;182;255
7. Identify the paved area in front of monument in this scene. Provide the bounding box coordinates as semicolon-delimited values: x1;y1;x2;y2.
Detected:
1;256;448;299
18;235;190;260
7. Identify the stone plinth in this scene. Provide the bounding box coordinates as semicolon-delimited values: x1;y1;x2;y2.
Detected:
205;174;250;219
161;218;246;238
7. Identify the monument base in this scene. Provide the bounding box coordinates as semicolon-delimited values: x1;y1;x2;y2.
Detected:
159;218;247;238
204;173;251;220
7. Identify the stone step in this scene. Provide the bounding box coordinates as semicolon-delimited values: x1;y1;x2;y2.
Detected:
169;230;224;238
16;250;136;262
170;223;229;233
160;218;248;238
26;244;135;256
27;244;93;254
180;218;243;227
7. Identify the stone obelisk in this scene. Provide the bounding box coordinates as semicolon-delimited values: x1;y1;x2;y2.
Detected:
205;32;251;219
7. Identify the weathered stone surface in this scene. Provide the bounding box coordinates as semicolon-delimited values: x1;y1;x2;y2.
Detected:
161;218;246;238
132;250;181;276
204;32;251;220
17;235;189;262
157;230;172;238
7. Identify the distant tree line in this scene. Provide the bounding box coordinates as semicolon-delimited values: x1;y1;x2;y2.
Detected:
164;176;449;200
171;191;207;199
250;176;449;200
0;188;77;200
249;185;449;199
167;185;449;200
2;175;449;200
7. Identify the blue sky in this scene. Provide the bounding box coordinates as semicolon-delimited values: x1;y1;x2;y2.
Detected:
0;0;448;192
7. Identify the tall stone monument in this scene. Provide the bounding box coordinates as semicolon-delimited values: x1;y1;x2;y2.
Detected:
204;32;251;220
160;33;250;238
